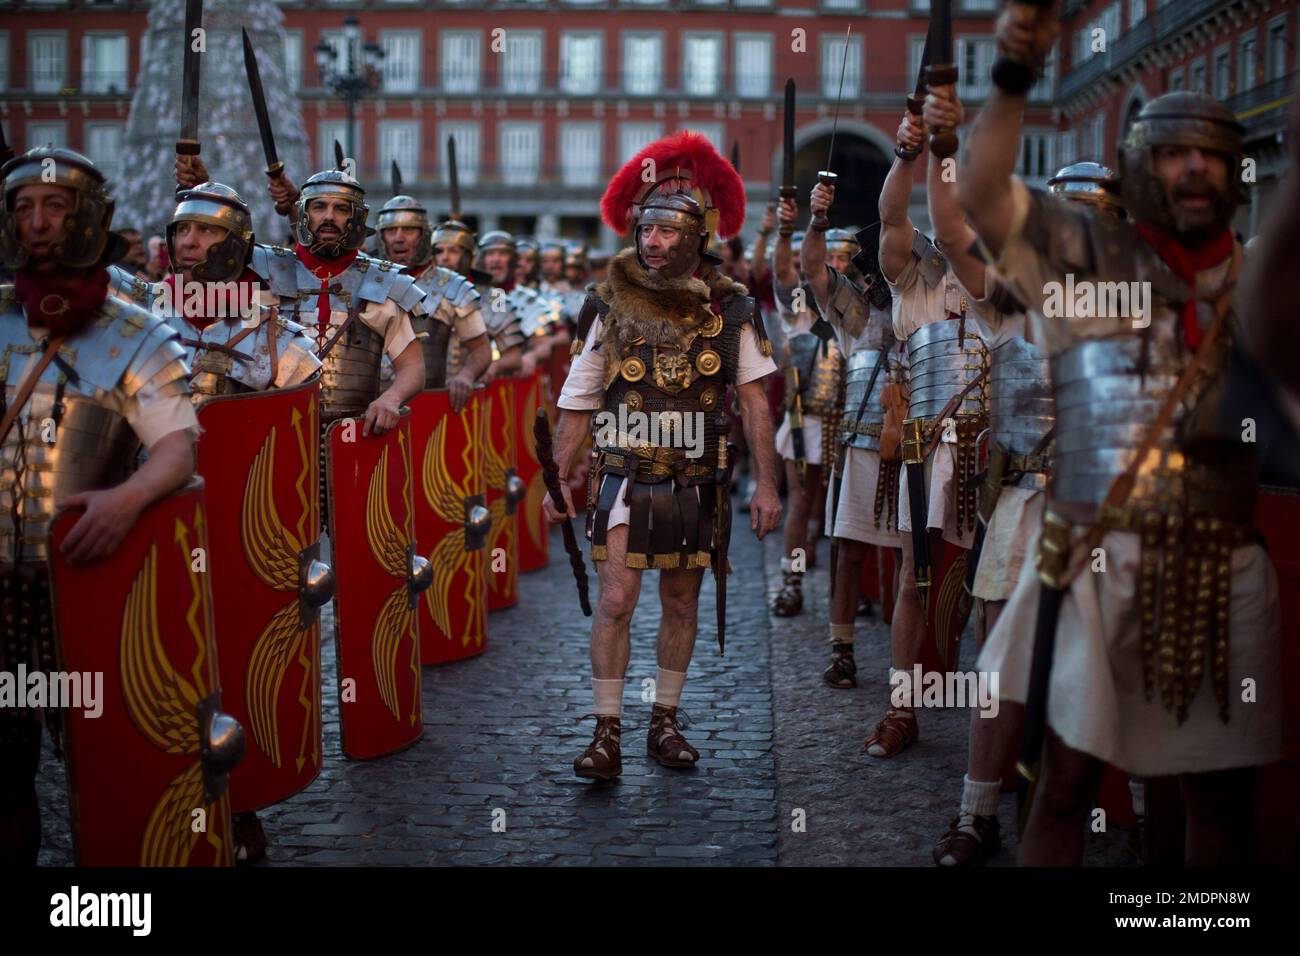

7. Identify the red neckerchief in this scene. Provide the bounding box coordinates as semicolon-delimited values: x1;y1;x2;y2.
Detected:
13;268;110;336
1133;223;1235;351
163;268;262;331
400;261;431;278
295;242;359;340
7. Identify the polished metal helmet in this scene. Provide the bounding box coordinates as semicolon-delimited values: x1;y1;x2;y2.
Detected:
477;229;516;256
634;187;707;278
293;168;371;256
825;228;861;258
376;194;432;263
0;146;119;270
166;182;254;282
564;241;589;270
1048;162;1125;217
514;235;540;256
1118;92;1243;236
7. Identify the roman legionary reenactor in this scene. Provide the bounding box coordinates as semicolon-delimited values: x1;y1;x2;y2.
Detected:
872;100;992;759
792;188;906;688
953;5;1280;864
768;214;844;617
475;229;560;379
374;194;490;407
0;147;200;863
930;162;1123;867
515;235;541;289
432;220;527;380
543;131;783;781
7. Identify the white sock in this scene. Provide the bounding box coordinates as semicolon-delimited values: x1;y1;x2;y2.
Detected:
960;774;1001;818
592;678;624;717
654;667;687;708
780;556;794;574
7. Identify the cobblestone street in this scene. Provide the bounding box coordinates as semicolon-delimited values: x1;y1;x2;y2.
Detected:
36;496;1133;867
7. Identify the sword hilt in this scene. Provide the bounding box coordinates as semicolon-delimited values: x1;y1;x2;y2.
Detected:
811;172;837;231
896;98;925;161
778;185;798;237
924;64;960;160
266;161;294;217
176;139;200;156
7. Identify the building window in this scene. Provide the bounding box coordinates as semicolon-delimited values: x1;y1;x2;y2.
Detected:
441;31;481;94
957;37;994;100
560;122;602;186
1169;67;1185;92
283;31;302;93
734;0;772;6
619;121;663;163
1239;33;1257;92
317;30;348;84
1189;57;1206;93
907;36;927;89
502;30;543;94
1059;128;1077;167
1092;112;1106;160
1102;3;1121;46
560;32;602;95
734;33;771;99
683;34;723;97
442;122;481;185
317;119;362;169
821;0;861;9
1129;0;1146;26
623;33;663;96
1020;130;1053;180
1029;43;1057;103
378;120;421;181
820;32;862;98
380;30;420;94
26;121;67;149
85;122;125;181
1213;46;1231;100
499;121;541;186
682;122;724;153
1267;16;1288;82
961;0;997;11
29;32;67;93
0;32;9;93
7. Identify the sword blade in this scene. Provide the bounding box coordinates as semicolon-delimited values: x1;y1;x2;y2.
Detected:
447;135;461;219
914;26;933;100
177;0;204;151
391;159;402;195
825;25;853;171
782;78;795;188
334;139;345;171
532;410;591;616
242;28;279;169
932;0;954;67
0;119;13;165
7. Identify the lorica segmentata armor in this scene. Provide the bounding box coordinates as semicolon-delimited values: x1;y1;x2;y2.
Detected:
987;336;1053;491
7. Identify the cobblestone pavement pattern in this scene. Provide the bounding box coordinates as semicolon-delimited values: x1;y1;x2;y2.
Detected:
36;492;1132;866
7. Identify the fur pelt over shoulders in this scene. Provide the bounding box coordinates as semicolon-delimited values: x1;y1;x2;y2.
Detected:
595;248;748;355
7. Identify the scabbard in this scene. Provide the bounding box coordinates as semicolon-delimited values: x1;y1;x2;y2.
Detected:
905;461;931;610
828;447;846;599
1016;580;1064;832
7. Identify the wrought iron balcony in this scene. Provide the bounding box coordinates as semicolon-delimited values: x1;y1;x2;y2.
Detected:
1058;17;1154;102
1225;70;1298;135
1154;0;1229;43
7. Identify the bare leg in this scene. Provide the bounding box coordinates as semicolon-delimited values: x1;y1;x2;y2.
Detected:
1018;728;1108;866
780;458;812;562
891;533;927;672
1180;768;1255;865
829;539;867;627
591;525;643;680
967;601;1022;784
655;566;705;672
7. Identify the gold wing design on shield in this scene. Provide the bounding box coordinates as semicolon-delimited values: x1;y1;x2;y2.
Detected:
241;425;311;769
120;543;208;866
366;444;415;721
520;379;546;553
421;416;473;641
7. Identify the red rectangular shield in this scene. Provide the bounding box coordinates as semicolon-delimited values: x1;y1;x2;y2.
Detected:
920;532;970;675
483;376;520;610
326;410;424;759
196;380;327;813
514;368;550;573
48;481;236;866
408;388;489;665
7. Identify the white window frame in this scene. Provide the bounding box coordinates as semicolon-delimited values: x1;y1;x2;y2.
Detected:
559;31;603;96
1239;32;1258;92
498;120;541;186
1129;0;1146;27
820;32;862;99
560;121;602;187
378;119;421;182
1189;56;1207;93
1213;45;1231;100
26;120;67;149
317;119;362;170
956;36;994;100
1029;43;1057;103
683;32;724;98
380;29;421;94
682;122;724;153
81;31;129;94
282;30;302;93
1092;112;1106;160
1267;15;1288;83
733;32;772;99
1020;129;1054;181
502;30;543;95
29;32;67;93
622;31;663;97
0;32;10;93
441;30;482;94
85;121;125;180
619;121;663;163
441;122;481;186
1169;66;1186;91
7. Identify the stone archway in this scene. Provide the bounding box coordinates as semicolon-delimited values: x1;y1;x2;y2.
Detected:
772;119;895;231
1119;83;1150;154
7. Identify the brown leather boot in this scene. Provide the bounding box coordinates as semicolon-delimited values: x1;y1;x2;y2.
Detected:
647;704;699;769
573;715;622;780
772;570;803;616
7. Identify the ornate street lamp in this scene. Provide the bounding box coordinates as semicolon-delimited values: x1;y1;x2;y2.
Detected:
313;15;385;168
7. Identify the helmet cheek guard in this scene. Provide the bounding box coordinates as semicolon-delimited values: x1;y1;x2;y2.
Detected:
0;146;119;271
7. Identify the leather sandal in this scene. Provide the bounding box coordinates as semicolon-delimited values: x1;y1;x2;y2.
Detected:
823;642;858;688
574;715;622;780
864;708;918;758
933;812;1001;867
647;704;699;769
772;571;803;616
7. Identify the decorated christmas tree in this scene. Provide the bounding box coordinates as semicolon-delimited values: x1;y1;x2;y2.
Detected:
116;0;310;242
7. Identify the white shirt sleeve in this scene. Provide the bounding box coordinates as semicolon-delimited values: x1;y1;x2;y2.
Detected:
556;316;606;411
736;323;778;386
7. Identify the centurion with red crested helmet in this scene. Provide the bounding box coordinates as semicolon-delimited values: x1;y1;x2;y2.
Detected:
548;130;783;783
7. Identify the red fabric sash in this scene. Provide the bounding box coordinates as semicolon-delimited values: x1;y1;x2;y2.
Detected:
295;243;359;339
13;268;110;336
1133;223;1235;351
